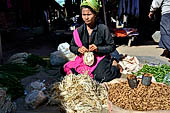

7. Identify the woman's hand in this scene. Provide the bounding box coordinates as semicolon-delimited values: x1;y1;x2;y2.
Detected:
89;44;98;52
78;46;88;54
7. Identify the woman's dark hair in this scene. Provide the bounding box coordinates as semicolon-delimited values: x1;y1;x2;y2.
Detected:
81;5;97;15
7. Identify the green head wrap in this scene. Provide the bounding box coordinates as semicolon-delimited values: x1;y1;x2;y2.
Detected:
80;0;101;13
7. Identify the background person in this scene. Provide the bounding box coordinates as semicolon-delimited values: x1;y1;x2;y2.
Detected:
148;0;170;61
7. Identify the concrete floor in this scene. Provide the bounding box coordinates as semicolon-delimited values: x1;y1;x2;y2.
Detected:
117;44;170;65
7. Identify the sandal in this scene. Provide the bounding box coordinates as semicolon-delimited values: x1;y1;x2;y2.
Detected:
160;50;169;57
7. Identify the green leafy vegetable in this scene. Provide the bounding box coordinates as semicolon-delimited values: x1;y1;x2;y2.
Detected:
135;64;170;82
0;63;38;100
25;54;47;67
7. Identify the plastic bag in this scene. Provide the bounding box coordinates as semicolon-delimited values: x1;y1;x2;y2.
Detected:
152;31;160;43
119;56;141;74
7;52;30;64
50;51;68;66
25;90;47;109
163;72;170;85
57;42;76;61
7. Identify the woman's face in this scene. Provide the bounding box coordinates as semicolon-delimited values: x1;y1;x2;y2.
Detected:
81;7;96;25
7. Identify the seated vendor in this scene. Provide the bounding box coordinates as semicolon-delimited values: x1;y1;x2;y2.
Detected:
64;0;122;83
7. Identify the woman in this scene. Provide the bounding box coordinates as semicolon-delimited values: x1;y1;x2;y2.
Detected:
64;0;121;82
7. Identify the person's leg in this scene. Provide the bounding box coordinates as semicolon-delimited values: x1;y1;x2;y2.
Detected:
159;13;170;61
110;49;126;62
93;57;121;83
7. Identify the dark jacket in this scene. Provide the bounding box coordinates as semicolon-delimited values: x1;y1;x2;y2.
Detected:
70;23;120;82
70;23;116;55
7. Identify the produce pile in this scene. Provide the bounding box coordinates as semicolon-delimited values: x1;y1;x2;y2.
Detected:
0;63;37;99
107;80;170;111
135;64;170;83
52;74;108;113
0;54;49;100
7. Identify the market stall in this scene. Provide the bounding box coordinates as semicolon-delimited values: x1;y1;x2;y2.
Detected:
48;58;170;113
0;51;169;113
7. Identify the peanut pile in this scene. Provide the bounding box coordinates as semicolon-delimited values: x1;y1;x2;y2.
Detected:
108;81;170;111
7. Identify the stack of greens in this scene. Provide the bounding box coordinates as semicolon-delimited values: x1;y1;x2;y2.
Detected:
0;54;49;100
135;64;170;84
0;64;37;100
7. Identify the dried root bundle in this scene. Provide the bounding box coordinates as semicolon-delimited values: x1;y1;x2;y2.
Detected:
58;74;108;113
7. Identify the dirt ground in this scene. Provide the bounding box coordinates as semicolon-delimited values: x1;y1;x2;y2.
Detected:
15;71;66;113
1;31;169;113
2;33;56;63
1;31;69;113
